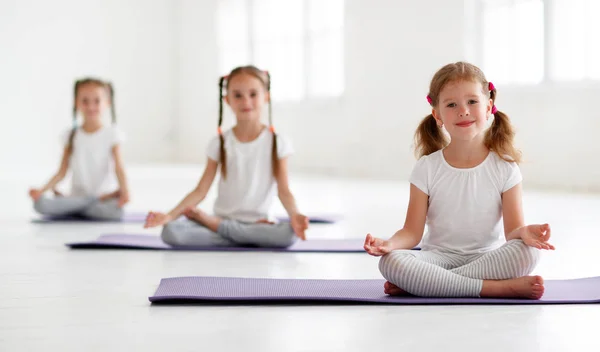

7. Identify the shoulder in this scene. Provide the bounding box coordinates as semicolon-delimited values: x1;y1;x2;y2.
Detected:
415;150;443;169
488;151;520;171
106;125;126;144
274;132;292;145
487;151;522;191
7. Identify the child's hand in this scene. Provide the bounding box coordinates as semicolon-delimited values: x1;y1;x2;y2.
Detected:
29;188;43;201
144;211;172;228
290;213;309;241
519;224;555;250
117;190;130;208
364;233;393;256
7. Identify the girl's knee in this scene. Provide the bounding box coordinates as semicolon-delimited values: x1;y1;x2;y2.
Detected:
378;251;413;279
33;196;51;214
161;222;182;246
272;225;297;248
507;239;541;272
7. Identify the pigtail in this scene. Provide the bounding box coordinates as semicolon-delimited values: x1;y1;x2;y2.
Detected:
106;82;116;124
484;84;521;163
67;80;81;154
218;76;228;179
414;113;447;158
265;71;279;178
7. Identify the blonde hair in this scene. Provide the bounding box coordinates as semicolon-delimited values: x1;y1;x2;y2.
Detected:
218;66;278;179
414;62;521;163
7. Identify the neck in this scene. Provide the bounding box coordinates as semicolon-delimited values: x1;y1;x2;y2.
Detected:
232;121;265;142
81;120;103;133
443;135;489;163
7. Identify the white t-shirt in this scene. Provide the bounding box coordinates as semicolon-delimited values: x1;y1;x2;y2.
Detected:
409;149;522;255
206;127;294;223
61;125;125;197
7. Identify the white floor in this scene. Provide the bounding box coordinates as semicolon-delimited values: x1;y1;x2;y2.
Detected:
2;165;600;352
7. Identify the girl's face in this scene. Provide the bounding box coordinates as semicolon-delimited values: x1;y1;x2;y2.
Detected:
433;80;493;142
76;84;110;122
224;73;269;123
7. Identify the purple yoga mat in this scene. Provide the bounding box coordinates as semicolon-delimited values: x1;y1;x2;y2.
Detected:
35;212;342;224
67;234;367;252
149;276;600;305
33;212;147;223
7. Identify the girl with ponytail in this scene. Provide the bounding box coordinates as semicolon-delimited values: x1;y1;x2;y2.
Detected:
365;62;554;299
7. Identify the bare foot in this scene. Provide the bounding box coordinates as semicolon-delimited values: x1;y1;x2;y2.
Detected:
481;276;545;299
383;281;410;296
183;207;222;232
183;207;205;223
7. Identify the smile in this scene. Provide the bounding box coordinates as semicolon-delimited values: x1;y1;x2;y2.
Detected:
456;121;475;127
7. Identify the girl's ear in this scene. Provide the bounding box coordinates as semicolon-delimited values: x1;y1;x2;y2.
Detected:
224;94;230;106
432;108;442;126
264;91;270;103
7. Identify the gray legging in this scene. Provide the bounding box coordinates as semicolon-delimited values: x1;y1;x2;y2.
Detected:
161;218;297;248
34;194;123;221
378;239;541;297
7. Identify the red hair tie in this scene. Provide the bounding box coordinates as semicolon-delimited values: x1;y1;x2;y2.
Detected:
269;125;275;133
489;82;498;114
217;127;223;135
426;95;433;105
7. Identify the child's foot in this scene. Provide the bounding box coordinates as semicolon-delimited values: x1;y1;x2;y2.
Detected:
383;281;410;296
183;207;222;232
183;207;206;224
99;190;120;201
482;276;545;299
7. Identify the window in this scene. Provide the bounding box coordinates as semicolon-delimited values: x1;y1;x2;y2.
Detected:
217;0;345;101
473;0;600;84
550;0;600;81
476;0;544;84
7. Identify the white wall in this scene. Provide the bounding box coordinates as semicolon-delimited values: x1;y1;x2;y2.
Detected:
0;0;178;176
175;0;600;192
501;84;600;192
3;0;599;193
174;0;467;178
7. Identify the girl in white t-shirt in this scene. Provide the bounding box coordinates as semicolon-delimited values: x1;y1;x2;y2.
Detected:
364;62;555;299
144;66;309;248
29;78;129;220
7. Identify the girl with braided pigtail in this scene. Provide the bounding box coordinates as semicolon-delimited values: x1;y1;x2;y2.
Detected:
29;78;129;220
145;66;309;248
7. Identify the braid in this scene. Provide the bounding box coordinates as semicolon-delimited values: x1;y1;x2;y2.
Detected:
107;82;116;124
218;76;227;179
265;71;279;178
67;80;81;154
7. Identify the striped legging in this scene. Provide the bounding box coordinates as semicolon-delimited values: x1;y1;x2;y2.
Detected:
378;239;540;297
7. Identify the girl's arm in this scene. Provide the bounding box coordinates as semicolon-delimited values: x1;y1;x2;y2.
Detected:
111;145;129;207
502;183;526;241
502;183;554;249
364;184;428;256
30;147;71;200
275;157;299;216
144;158;218;228
275;157;308;240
